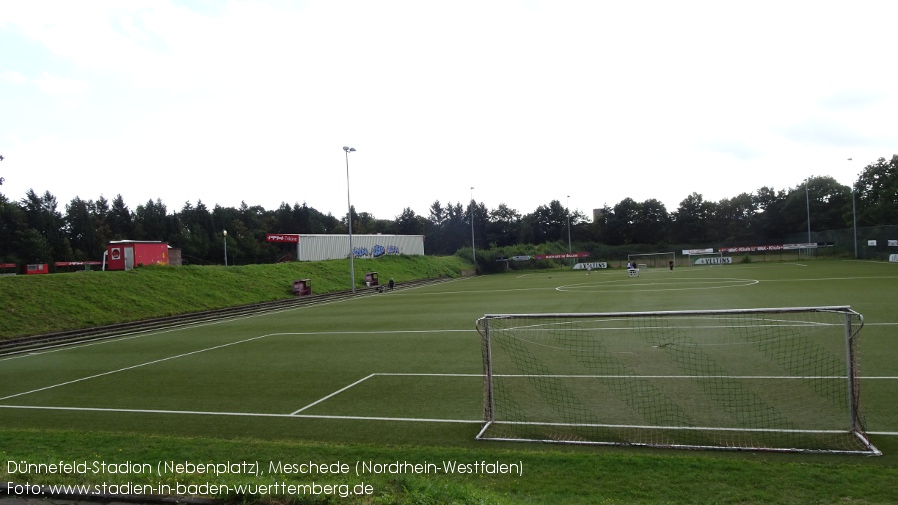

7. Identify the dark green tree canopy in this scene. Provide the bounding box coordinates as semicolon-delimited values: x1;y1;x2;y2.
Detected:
1;154;895;265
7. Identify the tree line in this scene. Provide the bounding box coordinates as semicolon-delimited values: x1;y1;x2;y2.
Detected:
0;155;895;267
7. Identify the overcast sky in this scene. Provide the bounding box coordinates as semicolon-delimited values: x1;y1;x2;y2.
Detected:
2;1;896;222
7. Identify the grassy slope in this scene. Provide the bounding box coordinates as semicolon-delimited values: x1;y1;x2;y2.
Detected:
0;255;470;339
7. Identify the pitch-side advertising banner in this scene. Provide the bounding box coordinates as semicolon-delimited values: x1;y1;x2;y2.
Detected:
719;243;818;253
574;262;608;270
266;234;300;243
534;252;591;260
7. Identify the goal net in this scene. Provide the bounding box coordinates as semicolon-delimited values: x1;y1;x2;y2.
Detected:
476;307;879;455
627;252;675;268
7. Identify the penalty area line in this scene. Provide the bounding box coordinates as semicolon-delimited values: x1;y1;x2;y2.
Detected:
289;372;481;415
290;374;376;415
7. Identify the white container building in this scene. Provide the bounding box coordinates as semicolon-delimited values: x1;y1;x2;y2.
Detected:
294;234;425;261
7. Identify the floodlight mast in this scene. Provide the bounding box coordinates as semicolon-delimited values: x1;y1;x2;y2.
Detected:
470;187;476;264
567;195;572;266
344;146;356;293
848;158;857;259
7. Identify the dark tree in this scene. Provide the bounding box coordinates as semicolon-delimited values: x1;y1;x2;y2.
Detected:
855;155;898;226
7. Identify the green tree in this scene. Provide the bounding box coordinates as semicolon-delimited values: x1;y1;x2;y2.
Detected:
64;196;104;260
133;198;171;241
0;194;27;262
17;228;54;263
672;193;714;244
108;194;134;240
174;201;215;264
779;176;850;240
486;203;522;247
855;155;898;226
633;199;670;245
394;207;426;235
521;200;568;244
603;198;640;245
21;189;71;261
753;186;787;241
712;192;757;243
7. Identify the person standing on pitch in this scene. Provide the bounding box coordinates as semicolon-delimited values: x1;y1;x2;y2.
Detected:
388;277;395;291
669;260;674;271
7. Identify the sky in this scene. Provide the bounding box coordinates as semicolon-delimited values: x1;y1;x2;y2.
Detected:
1;0;896;223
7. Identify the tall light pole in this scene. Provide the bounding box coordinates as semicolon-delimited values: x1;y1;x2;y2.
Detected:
223;229;228;266
470;187;476;263
805;179;812;245
566;195;572;267
344;146;356;292
566;195;572;254
848;158;858;259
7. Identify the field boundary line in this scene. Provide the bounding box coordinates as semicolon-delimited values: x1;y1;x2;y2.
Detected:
0;404;480;424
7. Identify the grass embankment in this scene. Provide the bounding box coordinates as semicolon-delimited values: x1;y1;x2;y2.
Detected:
0;255;471;339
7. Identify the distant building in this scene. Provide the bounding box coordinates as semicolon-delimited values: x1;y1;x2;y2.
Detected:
283;234;425;262
104;241;170;270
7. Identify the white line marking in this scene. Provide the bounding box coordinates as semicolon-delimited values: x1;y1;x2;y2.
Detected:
0;287;443;362
289;373;481;415
0;333;279;401
296;372;895;380
0;404;479;423
1;403;893;434
0;331;477;402
291;374;376;415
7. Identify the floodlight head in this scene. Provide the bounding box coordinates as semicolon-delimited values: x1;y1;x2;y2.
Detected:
343;146;356;152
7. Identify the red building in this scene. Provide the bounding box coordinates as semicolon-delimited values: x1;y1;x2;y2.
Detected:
23;263;49;275
105;241;169;271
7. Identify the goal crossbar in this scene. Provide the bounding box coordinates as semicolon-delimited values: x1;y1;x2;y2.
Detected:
476;307;879;455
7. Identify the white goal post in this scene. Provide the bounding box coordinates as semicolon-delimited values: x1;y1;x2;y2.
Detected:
476;307;879;455
627;252;675;268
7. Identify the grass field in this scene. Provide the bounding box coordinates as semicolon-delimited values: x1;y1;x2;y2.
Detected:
2;259;898;504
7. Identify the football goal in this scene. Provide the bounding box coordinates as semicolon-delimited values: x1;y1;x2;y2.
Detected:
476;307;879;455
627;252;675;268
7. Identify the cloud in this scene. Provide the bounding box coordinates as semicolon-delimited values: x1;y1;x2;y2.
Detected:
32;73;91;96
0;70;27;84
819;89;888;110
2;0;897;221
781;119;889;148
700;140;764;161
